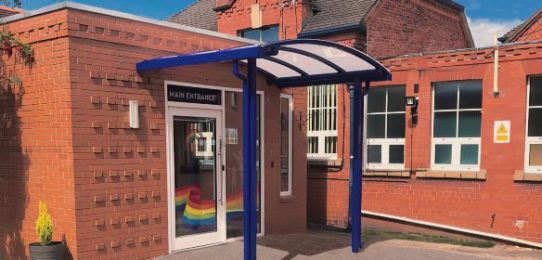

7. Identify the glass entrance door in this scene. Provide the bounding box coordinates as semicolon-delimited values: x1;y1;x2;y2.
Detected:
169;107;224;250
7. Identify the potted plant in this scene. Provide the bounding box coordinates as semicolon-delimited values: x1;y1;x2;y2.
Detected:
29;201;65;260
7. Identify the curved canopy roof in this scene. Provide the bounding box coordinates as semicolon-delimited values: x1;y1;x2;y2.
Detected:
136;39;391;88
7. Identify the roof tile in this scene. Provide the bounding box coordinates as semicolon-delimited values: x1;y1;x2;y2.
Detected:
168;0;217;31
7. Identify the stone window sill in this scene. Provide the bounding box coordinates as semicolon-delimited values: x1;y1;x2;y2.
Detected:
307;158;343;167
363;170;411;178
416;170;486;180
514;171;542;182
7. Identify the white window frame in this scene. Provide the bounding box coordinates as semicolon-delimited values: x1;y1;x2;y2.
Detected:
280;94;293;196
431;81;482;172
525;76;542;173
307;85;338;160
365;86;406;170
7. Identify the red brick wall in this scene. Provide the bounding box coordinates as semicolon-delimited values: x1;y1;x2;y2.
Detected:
66;8;306;259
217;0;312;40
365;0;473;58
317;43;542;243
0;10;78;259
516;16;542;43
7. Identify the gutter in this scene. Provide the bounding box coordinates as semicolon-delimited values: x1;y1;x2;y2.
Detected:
362;210;542;250
298;23;365;39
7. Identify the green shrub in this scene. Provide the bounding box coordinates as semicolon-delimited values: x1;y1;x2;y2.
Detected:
35;201;53;245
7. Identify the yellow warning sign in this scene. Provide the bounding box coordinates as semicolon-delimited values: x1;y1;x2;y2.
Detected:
494;121;510;144
497;124;507;134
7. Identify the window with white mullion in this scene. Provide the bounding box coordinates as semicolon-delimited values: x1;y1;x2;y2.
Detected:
525;76;542;173
366;86;406;170
308;85;338;159
432;80;482;171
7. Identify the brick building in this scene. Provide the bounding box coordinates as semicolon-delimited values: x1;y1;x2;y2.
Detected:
172;0;542;248
2;1;542;259
360;39;542;246
0;2;314;258
171;0;473;225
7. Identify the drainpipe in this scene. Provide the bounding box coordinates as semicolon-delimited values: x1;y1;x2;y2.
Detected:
362;210;542;250
493;34;500;95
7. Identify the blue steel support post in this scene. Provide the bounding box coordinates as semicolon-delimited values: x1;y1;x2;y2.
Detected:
347;85;355;231
242;58;258;260
350;78;363;253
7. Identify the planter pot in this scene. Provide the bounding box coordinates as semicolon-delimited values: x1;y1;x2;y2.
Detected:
29;241;65;260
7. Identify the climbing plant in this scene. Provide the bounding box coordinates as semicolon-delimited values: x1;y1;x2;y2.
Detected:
0;27;34;85
0;28;34;64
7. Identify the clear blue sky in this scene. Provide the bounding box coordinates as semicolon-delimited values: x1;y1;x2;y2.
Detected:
455;0;541;21
22;0;196;20
20;0;542;21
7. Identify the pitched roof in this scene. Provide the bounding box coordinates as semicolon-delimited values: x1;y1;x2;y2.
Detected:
168;0;466;37
499;7;542;43
300;0;465;37
168;0;217;31
299;0;377;36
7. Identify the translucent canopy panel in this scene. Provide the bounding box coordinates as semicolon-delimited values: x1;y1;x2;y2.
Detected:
272;50;337;75
136;39;391;87
285;43;376;72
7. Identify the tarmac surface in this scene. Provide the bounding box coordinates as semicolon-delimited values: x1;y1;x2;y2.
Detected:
162;228;542;260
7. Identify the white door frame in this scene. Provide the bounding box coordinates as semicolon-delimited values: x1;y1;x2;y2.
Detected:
165;81;266;253
167;106;225;250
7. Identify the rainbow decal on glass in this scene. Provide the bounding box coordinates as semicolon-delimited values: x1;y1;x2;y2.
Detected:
175;186;259;229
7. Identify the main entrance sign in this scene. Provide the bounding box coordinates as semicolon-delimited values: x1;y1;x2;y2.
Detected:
168;85;222;105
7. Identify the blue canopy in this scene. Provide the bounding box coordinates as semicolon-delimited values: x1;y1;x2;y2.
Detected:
136;39;391;260
136;39;391;87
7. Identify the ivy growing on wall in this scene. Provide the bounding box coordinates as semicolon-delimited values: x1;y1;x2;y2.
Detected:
0;28;34;85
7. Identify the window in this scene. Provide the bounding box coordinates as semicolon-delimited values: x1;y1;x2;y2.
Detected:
526;76;542;173
307;85;338;160
432;80;482;171
239;25;279;42
366;86;406;170
280;94;293;196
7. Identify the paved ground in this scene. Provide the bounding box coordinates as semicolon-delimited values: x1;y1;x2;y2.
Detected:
162;229;542;260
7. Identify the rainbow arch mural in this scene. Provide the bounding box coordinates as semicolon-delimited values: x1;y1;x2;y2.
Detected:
175;185;259;229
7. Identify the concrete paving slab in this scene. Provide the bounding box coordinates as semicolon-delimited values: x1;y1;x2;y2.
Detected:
161;229;542;260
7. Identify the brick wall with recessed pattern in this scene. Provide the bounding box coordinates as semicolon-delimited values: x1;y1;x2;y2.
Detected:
0;7;308;259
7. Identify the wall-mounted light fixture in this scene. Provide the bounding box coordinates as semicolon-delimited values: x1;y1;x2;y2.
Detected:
405;96;418;107
129;100;139;129
405;96;419;126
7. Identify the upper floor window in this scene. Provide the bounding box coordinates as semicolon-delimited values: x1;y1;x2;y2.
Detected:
307;85;337;160
432;80;482;171
366;86;406;170
239;25;279;42
526;76;542;173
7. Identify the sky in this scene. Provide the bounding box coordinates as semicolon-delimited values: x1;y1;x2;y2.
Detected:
20;0;542;48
